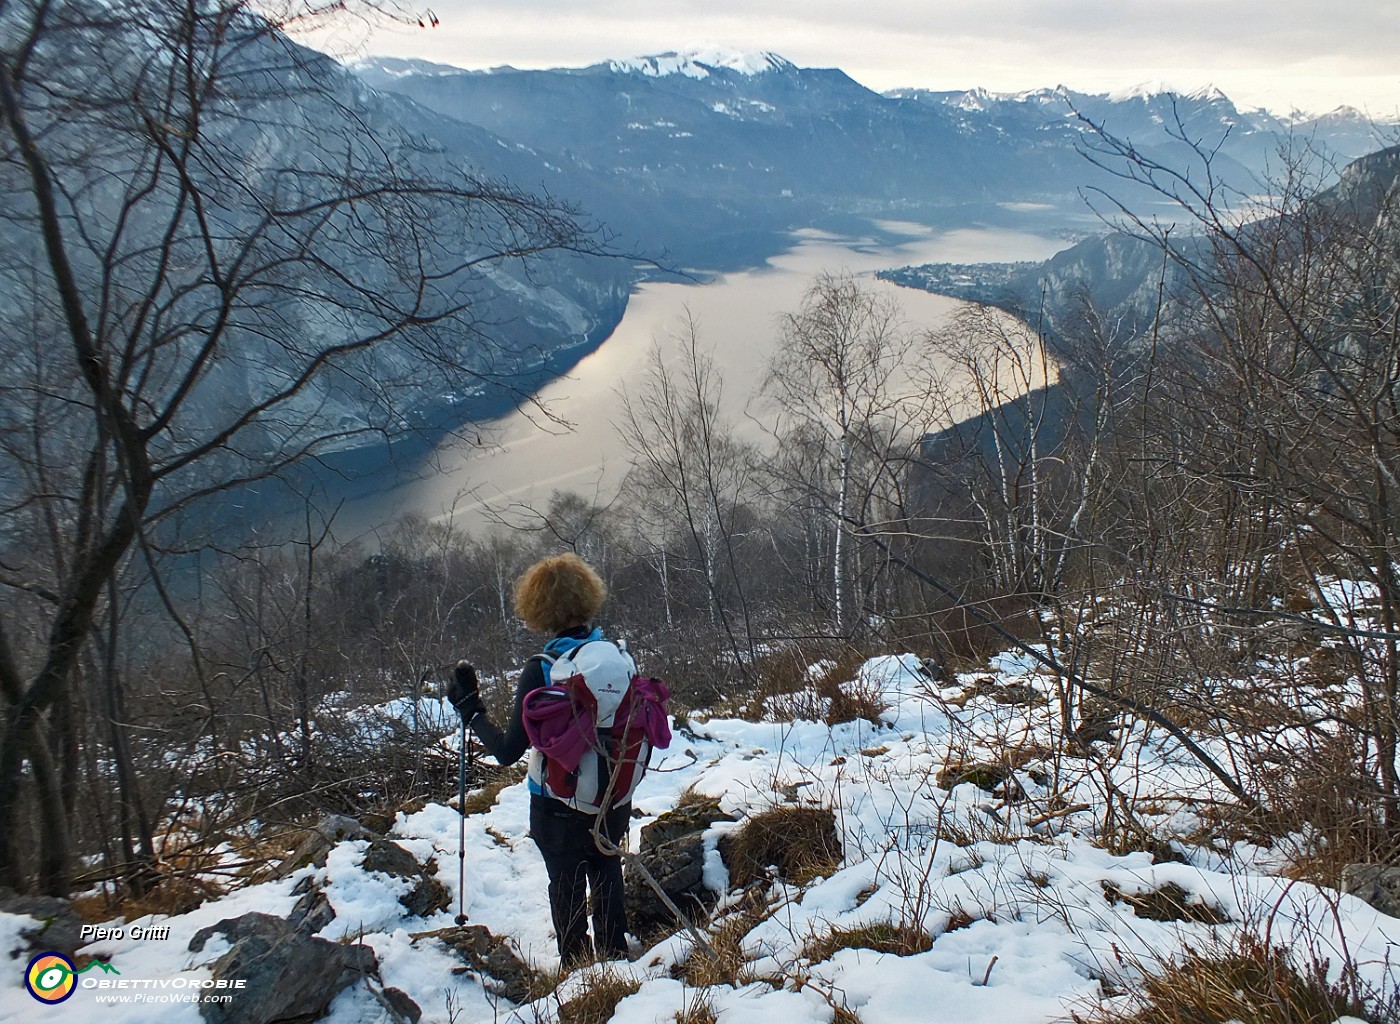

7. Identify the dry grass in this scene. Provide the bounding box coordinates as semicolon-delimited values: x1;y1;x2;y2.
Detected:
73;857;226;922
720;806;842;888
942;904;992;932
674;890;773;987
460;764;528;816
674;991;717;1024
523;964;565;1003
675;922;750;988
1071;932;1398;1024
744;645;875;724
803;920;932;963
1102;882;1229;925
112;874;224;920
811;658;887;726
557;966;640;1024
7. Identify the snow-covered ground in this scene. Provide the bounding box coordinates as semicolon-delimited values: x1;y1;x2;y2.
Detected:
3;653;1398;1023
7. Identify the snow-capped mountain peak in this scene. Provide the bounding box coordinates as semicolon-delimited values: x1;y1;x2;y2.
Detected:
1106;81;1230;105
1107;80;1180;102
608;47;794;80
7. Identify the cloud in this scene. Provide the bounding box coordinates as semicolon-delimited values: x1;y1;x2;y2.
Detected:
322;0;1400;114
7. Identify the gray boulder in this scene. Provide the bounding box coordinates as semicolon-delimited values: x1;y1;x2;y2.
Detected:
189;912;377;1024
1342;863;1400;918
274;815;450;919
0;887;83;956
362;838;452;918
270;815;375;880
625;798;735;940
287;883;336;935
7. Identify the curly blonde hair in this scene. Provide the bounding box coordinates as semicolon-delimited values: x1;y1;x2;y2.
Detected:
513;553;607;634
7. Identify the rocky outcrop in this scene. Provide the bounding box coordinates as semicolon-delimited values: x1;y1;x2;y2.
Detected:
410;924;541;1004
361;838;452;918
625;797;735;939
184;816;446;1024
271;814;375;880
189;912;378;1024
1342;863;1400;918
274;815;450;919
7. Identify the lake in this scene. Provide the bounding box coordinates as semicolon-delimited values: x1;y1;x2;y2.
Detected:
329;217;1074;541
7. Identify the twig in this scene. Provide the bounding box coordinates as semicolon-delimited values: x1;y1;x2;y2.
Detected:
978;955;999;986
1027;803;1091;828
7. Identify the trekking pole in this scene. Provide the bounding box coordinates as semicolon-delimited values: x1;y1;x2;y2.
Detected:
455;713;469;925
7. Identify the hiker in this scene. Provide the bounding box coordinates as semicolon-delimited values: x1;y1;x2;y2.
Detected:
447;553;667;966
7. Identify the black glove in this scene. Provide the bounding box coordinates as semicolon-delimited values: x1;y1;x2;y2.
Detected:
447;661;485;722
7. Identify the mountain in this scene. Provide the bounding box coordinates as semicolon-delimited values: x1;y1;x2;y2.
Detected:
887;83;1382;192
351;48;1062;267
352;52;1392;278
1286;105;1400;165
0;5;633;481
883;144;1400;344
7;14;1391;518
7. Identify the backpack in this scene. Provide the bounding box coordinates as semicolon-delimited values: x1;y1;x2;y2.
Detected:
521;634;671;814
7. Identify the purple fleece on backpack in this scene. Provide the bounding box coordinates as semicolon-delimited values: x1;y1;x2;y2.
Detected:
523;677;672;770
622;677;673;750
522;686;597;772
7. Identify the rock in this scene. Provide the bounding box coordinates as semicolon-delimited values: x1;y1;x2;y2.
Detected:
1342;864;1400;917
274;815;449;919
915;656;951;684
937;762;1014;794
410;925;541;1004
287;885;336;934
990;683;1041;706
626;798;735;940
361;839;452;918
381;986;423;1023
962;678;1042;707
0;887;83;956
270;814;375;880
189;912;377;1024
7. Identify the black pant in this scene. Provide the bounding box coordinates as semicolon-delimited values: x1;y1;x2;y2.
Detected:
529;796;630;965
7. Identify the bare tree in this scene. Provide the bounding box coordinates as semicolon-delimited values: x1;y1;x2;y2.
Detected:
615;315;762;677
763;273;946;633
0;0;596;894
1059;125;1400;853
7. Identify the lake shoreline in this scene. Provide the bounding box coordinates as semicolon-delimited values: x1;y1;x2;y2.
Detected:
326;214;1082;540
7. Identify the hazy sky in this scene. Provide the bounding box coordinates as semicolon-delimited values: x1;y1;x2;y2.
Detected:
308;0;1399;117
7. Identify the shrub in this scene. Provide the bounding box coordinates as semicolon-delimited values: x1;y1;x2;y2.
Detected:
1071;931;1399;1024
557;966;640;1024
719;806;842;888
816;665;888;727
749;644;873;723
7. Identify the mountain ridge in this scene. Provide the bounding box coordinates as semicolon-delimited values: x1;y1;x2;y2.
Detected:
353;51;1400;129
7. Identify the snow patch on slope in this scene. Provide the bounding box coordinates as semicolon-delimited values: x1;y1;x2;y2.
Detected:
610;47;794;79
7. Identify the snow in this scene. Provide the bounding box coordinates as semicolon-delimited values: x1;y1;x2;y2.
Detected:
344;56;468;79
609;48;794;80
4;653;1399;1023
1107;81;1184;102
